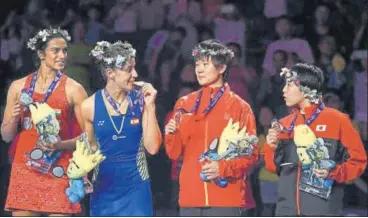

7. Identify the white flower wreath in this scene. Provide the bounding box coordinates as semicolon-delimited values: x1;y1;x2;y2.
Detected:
192;45;234;59
27;27;71;50
89;41;136;69
280;67;322;104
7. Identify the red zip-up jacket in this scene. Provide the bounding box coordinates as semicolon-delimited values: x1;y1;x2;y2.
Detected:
165;83;258;208
261;104;367;216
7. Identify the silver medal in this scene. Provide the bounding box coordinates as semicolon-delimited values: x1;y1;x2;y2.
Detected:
24;117;32;130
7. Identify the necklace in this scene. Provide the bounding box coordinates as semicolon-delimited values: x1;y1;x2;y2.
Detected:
107;111;126;141
102;90;128;140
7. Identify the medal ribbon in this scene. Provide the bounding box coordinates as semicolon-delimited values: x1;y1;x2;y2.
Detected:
104;87;145;116
281;103;325;134
22;71;63;103
103;88;126;115
175;84;226;121
127;88;144;116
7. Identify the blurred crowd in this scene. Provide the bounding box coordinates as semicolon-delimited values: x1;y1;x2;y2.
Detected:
0;0;367;216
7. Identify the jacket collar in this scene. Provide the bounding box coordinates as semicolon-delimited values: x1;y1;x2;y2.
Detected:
292;103;321;119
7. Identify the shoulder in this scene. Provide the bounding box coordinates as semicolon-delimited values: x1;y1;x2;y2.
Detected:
175;89;200;108
267;40;280;48
279;112;296;125
8;76;28;94
82;94;96;110
65;76;88;101
292;38;310;45
229;91;253;113
322;107;351;123
81;94;96;119
65;76;86;92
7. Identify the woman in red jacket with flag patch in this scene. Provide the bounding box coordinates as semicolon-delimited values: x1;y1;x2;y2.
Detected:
262;63;367;216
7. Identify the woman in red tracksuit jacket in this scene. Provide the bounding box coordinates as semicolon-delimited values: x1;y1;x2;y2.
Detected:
165;39;258;216
262;63;367;216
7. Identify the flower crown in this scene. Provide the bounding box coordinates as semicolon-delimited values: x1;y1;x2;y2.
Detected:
192;45;234;59
280;67;300;85
90;41;136;69
280;67;322;104
27;27;71;51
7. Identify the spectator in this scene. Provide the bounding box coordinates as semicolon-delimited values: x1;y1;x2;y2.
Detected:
352;10;368;50
167;0;202;25
263;0;287;19
214;4;246;58
305;4;337;54
323;88;345;112
179;62;197;84
65;15;95;96
136;0;165;30
0;25;22;67
83;5;105;45
227;42;256;107
202;0;225;23
135;0;165;60
197;25;214;42
152;26;186;86
105;0;138;42
262;16;314;75
316;35;347;90
257;50;289;118
175;16;199;60
351;52;367;137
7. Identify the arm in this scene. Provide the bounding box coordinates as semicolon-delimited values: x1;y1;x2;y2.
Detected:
352;23;367;49
260;143;277;174
141;83;162;155
164;99;184;160
80;96;98;152
142;104;162;155
55;82;88;150
218;106;259;179
1;80;22;143
262;43;276;74
327;114;367;183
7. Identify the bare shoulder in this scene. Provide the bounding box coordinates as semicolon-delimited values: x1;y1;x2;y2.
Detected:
65;77;86;92
64;77;88;105
82;94;96;108
8;76;28;97
81;94;96;120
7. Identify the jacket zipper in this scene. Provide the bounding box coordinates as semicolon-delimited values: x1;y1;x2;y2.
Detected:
204;119;209;206
296;162;301;215
296;113;305;215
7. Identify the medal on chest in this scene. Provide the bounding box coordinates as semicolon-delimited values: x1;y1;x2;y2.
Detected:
103;89;128;141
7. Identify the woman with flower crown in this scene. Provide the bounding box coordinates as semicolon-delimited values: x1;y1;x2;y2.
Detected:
1;27;88;216
164;39;258;216
81;41;161;216
261;63;367;216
